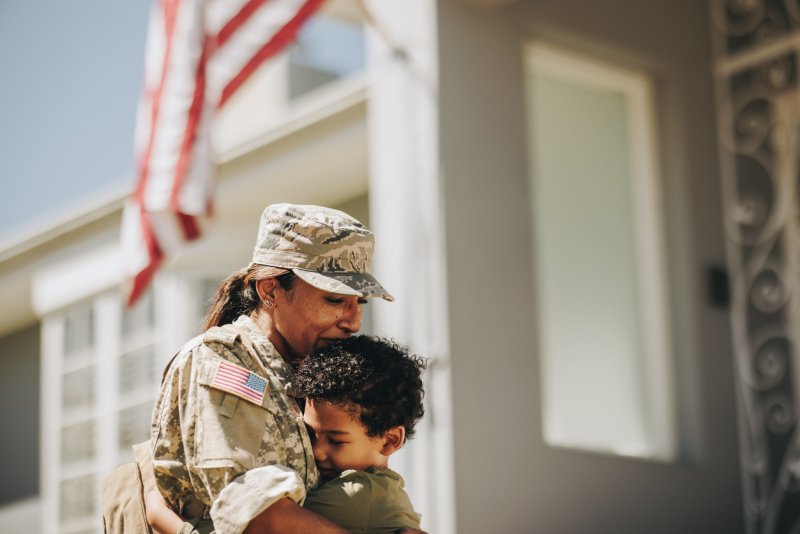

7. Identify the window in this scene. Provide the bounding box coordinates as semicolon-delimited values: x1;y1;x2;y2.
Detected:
116;289;159;463
44;290;158;533
524;44;675;460
57;301;99;533
288;15;366;100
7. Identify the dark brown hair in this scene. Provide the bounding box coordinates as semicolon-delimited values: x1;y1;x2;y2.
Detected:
203;265;296;330
295;336;426;442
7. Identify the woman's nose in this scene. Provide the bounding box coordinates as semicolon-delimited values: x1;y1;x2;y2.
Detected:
339;301;362;333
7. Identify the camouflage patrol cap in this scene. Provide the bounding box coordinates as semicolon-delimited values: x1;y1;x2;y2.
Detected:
252;203;394;301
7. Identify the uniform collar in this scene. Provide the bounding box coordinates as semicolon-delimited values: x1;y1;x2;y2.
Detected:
233;314;297;394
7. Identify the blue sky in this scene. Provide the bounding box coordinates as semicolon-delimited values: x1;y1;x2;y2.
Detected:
0;2;365;244
0;0;150;241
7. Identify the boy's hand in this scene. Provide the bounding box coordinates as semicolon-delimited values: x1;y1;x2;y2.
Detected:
146;488;185;534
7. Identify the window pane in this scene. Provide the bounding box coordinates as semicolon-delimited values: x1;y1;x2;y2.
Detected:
60;474;95;520
119;345;156;395
64;303;93;356
61;420;96;464
288;16;365;100
526;45;674;460
122;287;154;337
62;367;95;411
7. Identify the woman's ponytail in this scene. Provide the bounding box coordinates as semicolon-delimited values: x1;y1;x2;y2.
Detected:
203;265;295;330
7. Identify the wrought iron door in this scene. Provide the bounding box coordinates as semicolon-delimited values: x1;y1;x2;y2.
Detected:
711;1;800;532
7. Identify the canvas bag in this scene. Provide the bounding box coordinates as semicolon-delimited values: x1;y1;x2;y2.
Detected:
101;441;155;534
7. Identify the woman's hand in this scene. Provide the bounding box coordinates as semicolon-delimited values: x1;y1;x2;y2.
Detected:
145;488;185;534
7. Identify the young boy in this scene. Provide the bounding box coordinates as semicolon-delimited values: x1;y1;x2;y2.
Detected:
148;335;426;533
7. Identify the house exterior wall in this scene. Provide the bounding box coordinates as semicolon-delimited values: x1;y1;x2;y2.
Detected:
437;6;537;532
435;0;741;532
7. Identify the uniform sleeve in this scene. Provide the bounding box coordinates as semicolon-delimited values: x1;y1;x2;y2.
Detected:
210;464;306;534
151;342;306;534
302;471;374;532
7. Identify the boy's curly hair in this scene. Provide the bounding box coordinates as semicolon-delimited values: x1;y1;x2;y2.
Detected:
295;336;426;442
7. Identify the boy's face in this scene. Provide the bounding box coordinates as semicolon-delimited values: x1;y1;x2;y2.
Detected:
304;399;387;481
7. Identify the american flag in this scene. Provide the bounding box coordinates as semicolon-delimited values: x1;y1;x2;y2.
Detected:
121;0;326;306
211;360;269;405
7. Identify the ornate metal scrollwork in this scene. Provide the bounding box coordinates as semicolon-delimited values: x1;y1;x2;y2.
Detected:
712;1;800;532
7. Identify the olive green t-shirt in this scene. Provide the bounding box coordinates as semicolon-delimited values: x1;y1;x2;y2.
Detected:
303;467;421;533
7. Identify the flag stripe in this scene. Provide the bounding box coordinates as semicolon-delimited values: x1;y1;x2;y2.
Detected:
136;0;180;203
219;0;325;107
125;0;184;306
216;0;268;48
213;382;263;403
177;212;202;241
213;375;263;395
169;35;209;240
127;208;164;306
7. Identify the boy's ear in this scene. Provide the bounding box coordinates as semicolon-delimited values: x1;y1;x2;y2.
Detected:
380;426;406;456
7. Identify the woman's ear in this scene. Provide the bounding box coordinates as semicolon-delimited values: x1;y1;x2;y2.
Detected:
380;426;406;457
255;278;279;308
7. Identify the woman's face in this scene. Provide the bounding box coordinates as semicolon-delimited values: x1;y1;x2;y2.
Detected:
271;278;366;362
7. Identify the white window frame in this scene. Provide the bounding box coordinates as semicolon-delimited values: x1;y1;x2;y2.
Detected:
524;42;677;461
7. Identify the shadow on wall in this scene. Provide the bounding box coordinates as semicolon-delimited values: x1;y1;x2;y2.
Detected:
0;323;40;505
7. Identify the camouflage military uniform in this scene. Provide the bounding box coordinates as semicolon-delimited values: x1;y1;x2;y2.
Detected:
151;314;319;534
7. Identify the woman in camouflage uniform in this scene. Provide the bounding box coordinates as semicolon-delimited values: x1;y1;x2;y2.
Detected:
148;203;393;534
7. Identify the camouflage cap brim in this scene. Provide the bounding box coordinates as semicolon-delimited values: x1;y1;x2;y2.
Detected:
292;269;395;302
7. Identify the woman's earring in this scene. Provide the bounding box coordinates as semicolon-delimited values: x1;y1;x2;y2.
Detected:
264;299;274;308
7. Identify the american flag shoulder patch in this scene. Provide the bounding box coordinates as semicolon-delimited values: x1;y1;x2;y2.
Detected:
209;360;269;406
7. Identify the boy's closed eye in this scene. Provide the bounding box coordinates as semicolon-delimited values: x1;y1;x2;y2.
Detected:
305;422;348;446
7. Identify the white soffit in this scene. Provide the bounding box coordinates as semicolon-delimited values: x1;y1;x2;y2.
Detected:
31;243;123;316
215;75;370;220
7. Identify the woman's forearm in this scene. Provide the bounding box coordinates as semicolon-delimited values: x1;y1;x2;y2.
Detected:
243;497;348;534
145;489;186;534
